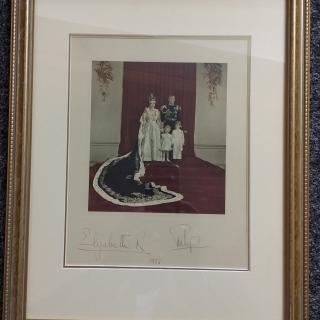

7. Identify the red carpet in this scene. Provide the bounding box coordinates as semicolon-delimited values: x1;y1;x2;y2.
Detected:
88;157;225;214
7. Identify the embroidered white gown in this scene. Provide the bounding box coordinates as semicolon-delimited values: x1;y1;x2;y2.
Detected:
138;107;162;161
172;128;185;159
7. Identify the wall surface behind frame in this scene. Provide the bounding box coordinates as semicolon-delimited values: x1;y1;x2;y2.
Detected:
309;0;320;319
0;0;11;314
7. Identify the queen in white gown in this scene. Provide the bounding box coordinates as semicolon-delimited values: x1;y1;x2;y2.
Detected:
138;94;162;161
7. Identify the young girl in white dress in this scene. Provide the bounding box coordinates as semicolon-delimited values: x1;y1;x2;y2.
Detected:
172;121;185;160
161;125;173;161
138;94;162;161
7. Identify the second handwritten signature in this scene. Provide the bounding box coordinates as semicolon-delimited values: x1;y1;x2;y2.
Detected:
169;224;208;253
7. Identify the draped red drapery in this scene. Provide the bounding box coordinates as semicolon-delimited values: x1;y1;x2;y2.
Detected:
118;62;197;157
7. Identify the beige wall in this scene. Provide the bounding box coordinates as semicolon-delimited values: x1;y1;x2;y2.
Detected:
90;62;227;167
90;61;123;162
194;63;227;167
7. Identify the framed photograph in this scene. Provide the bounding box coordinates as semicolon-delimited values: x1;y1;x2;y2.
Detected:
65;36;249;270
3;0;310;319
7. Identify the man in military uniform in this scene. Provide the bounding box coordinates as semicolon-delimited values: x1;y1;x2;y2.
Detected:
160;95;182;132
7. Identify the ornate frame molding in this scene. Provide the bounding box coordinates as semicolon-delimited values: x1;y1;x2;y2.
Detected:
287;0;311;319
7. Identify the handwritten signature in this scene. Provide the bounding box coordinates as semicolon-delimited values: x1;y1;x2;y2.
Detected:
169;224;207;253
78;227;150;260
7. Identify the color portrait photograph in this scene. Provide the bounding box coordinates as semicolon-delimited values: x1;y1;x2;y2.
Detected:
88;61;227;214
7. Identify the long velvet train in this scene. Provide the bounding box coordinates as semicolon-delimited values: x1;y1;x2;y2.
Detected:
89;157;225;214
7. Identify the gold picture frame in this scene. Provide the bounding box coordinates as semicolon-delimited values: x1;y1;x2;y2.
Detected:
2;0;310;319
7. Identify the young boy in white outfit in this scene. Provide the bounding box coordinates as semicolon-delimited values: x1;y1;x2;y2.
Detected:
172;121;185;160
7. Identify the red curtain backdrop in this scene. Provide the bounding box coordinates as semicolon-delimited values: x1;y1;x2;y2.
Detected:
118;62;197;156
